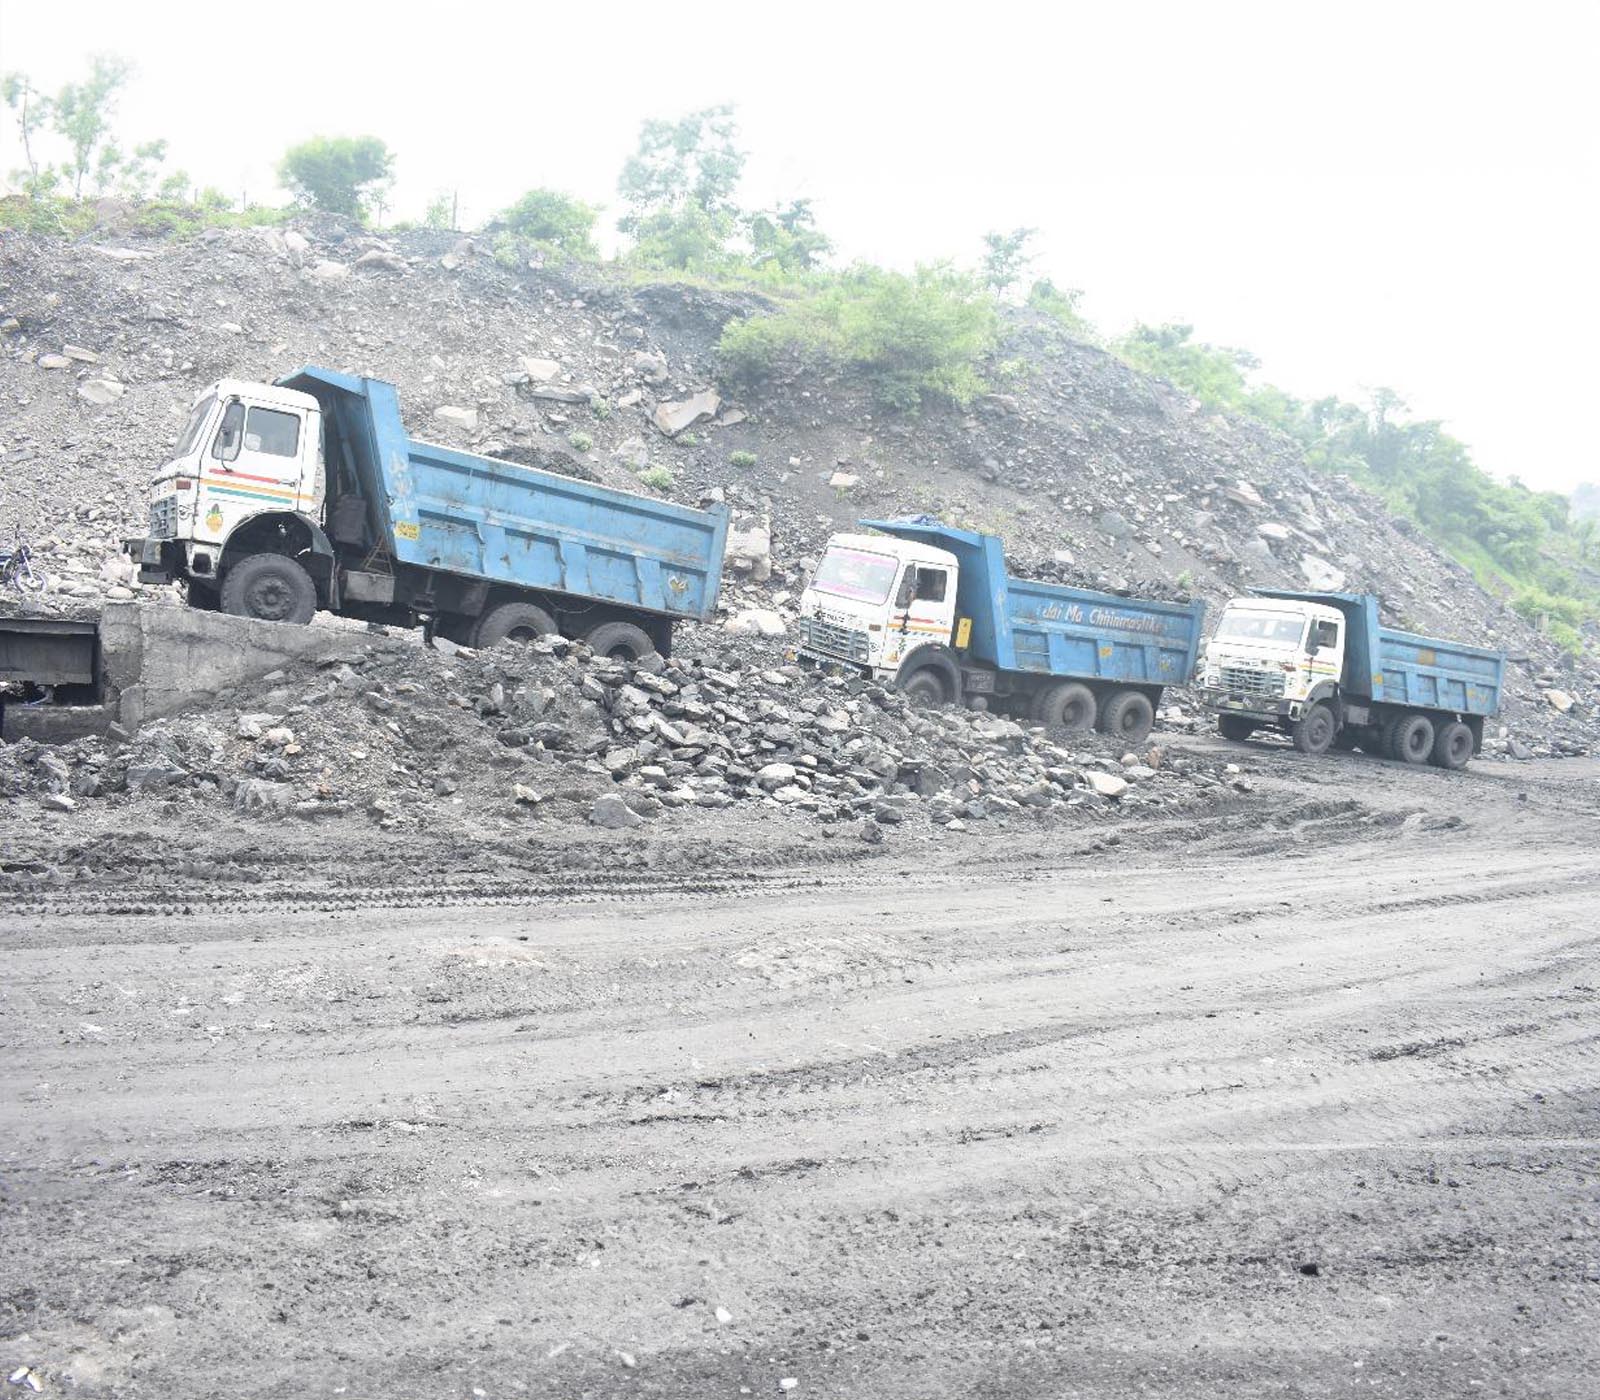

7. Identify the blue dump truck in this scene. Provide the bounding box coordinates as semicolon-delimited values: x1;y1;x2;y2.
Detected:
1197;588;1506;767
131;368;728;658
796;517;1207;743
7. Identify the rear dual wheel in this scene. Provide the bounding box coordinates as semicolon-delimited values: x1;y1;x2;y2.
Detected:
1098;689;1155;744
1034;680;1097;732
1430;719;1474;770
1384;712;1435;765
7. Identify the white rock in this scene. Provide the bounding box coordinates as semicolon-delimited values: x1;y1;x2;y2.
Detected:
434;405;479;432
521;356;562;382
828;471;859;490
1544;688;1574;713
1300;554;1347;591
354;249;406;273
307;259;349;282
77;377;125;405
652;389;720;437
756;762;798;790
725;608;786;638
37;352;72;369
283;230;310;255
1084;771;1129;799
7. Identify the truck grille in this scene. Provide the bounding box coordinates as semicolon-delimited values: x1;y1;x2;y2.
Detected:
149;496;178;540
799;615;868;663
1220;664;1286;698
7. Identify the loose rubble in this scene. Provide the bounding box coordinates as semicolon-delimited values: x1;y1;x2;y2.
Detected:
0;625;1249;859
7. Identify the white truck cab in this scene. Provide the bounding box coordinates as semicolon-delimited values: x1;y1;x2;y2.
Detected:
1199;596;1345;716
141;378;326;614
796;533;960;697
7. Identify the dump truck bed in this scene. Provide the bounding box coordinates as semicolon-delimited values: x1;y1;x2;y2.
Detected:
1255;589;1504;716
866;519;1206;686
279;368;727;621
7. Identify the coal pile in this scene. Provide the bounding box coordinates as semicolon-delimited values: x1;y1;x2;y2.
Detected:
0;625;1249;855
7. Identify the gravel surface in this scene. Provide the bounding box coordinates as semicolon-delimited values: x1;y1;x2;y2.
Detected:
1;744;1595;1397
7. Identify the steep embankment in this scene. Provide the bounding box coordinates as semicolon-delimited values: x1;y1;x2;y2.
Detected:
0;222;1593;754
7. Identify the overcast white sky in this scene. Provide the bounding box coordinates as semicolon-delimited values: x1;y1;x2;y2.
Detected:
3;1;1596;491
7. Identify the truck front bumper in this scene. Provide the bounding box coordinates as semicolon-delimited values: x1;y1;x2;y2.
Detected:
126;536;182;587
1201;687;1304;721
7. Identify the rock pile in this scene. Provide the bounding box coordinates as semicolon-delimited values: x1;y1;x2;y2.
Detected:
0;628;1243;839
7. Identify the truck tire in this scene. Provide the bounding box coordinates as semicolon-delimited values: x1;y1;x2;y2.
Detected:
1291;703;1336;755
897;664;953;707
1218;714;1255;742
1098;689;1154;744
1034;680;1097;732
475;601;557;648
220;553;317;625
585;620;655;661
1430;719;1474;770
1391;712;1435;765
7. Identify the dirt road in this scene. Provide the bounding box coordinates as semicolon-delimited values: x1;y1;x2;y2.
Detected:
3;749;1597;1398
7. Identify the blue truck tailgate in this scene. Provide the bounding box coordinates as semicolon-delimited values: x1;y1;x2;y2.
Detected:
865;519;1206;686
281;368;728;621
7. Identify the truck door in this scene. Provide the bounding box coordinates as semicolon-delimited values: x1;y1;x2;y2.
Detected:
1309;616;1342;690
208;399;310;511
893;565;955;647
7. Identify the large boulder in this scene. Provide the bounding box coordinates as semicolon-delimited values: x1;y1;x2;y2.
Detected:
724;515;772;583
653;389;720;437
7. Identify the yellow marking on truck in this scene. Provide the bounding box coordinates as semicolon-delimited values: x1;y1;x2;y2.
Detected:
954;617;972;649
394;521;421;541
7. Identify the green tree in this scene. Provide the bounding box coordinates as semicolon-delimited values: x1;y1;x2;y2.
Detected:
277;135;394;220
1;71;53;195
423;192;454;230
981;227;1036;299
50;54;130;197
496;187;599;257
618;105;744;269
746;198;832;274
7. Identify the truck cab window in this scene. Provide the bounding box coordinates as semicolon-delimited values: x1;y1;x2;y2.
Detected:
245;407;301;458
915;568;948;603
211;401;245;461
1313;620;1339;650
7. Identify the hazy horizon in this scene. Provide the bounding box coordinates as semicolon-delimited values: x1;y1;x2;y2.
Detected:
2;0;1595;493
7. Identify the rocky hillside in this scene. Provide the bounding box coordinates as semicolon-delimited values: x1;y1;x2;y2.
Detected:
0;221;1594;756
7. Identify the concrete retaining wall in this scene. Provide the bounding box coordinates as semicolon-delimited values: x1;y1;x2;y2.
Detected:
99;602;393;730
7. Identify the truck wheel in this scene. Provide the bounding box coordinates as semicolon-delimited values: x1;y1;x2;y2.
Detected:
1430;719;1474;770
1098;689;1154;744
1218;714;1255;742
898;665;951;707
1392;712;1435;764
585;620;655;661
475;601;557;648
1035;681;1097;732
220;553;317;625
1292;703;1336;755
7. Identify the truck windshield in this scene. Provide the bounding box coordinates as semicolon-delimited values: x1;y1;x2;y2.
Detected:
174;395;216;456
811;546;899;604
1215;609;1307;645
